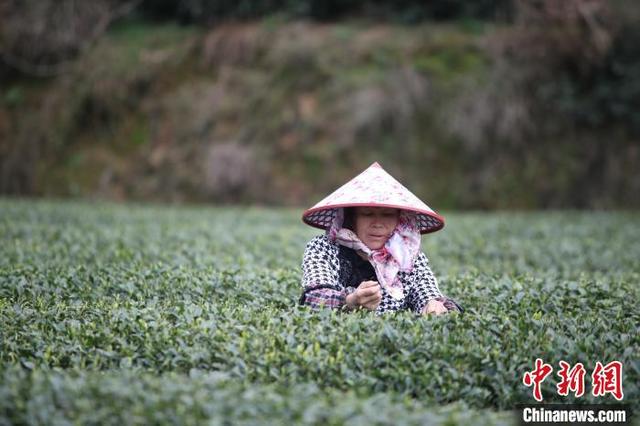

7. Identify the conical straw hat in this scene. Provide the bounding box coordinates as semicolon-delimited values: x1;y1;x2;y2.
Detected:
302;162;444;234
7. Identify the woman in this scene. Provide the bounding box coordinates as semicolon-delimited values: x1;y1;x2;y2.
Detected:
299;162;462;315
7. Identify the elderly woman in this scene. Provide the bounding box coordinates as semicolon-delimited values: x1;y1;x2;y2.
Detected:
299;162;462;315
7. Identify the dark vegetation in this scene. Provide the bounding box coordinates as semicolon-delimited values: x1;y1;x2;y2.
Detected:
1;0;639;208
136;0;514;23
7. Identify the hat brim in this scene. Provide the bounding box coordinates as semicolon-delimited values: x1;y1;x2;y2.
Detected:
302;203;445;235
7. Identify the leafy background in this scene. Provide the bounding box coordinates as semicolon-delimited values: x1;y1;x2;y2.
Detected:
1;0;639;208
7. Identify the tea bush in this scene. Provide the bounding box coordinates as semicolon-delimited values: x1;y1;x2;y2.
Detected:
0;200;638;425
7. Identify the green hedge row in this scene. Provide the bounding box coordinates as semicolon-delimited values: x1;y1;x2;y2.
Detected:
0;200;638;423
0;367;517;425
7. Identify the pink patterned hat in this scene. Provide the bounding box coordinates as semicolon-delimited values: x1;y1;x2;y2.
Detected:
302;162;444;234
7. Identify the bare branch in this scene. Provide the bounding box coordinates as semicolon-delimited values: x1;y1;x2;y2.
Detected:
0;0;142;77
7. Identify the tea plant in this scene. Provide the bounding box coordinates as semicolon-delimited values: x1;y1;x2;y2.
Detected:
1;200;638;425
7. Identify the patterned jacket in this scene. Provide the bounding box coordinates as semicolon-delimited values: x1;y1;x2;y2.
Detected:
299;234;462;314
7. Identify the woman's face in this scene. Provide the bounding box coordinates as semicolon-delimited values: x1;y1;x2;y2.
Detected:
354;207;400;250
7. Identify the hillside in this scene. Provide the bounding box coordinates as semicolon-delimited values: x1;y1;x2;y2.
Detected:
2;18;638;208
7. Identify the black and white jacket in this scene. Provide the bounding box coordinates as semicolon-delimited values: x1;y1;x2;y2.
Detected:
299;234;462;314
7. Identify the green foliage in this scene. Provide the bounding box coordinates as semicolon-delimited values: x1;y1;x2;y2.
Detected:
552;24;640;137
412;31;486;81
2;87;24;108
0;200;638;424
0;367;516;425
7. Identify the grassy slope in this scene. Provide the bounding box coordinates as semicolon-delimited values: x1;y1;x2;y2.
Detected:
5;19;639;209
0;199;638;424
5;20;499;207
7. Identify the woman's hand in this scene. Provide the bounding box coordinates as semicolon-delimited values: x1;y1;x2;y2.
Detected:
422;299;447;315
345;280;381;311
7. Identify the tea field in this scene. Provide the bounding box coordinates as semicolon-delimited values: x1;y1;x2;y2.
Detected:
1;199;638;425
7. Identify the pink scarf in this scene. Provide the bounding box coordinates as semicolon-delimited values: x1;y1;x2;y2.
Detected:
327;208;421;300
